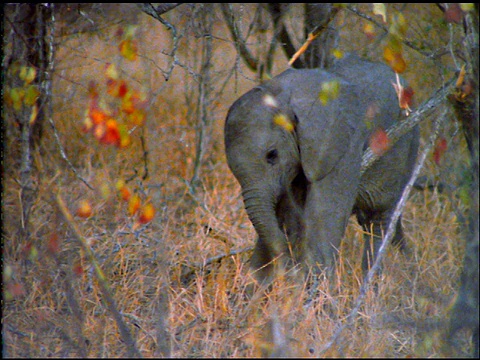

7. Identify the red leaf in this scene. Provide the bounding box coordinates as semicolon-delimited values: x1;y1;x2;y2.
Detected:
369;127;391;156
444;4;464;24
400;86;415;110
7;283;25;298
433;137;448;165
73;263;84;277
47;233;60;254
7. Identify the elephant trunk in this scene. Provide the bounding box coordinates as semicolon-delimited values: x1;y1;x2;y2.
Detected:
242;187;288;270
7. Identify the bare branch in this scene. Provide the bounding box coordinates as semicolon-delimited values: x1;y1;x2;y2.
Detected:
344;4;437;59
220;3;259;71
266;4;305;69
137;3;181;22
149;3;182;16
137;3;178;35
361;77;456;175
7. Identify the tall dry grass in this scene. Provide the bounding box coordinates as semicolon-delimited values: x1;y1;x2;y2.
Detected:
3;4;474;357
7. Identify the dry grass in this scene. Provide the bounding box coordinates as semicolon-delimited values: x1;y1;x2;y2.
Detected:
3;4;475;358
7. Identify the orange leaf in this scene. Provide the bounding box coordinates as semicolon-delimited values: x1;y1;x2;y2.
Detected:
139;203;155;224
107;79;128;98
116;180;131;201
100;119;121;146
369;127;391;156
384;45;406;73
77;200;92;218
89;107;109;125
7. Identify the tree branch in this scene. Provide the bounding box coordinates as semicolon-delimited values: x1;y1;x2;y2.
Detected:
220;3;259;71
361;77;456;175
266;4;305;69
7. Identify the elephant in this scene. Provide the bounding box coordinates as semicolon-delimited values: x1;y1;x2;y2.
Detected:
224;54;419;284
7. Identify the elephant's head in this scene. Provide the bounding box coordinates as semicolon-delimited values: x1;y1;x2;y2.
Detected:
225;68;365;282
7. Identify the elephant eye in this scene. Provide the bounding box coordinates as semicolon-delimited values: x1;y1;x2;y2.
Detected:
266;149;278;165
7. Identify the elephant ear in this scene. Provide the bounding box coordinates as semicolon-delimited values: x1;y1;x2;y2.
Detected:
292;76;363;182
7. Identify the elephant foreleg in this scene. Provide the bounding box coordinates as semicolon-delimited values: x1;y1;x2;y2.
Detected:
300;171;359;277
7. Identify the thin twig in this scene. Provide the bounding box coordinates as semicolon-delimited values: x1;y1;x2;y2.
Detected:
344;4;434;58
319;106;451;355
48;118;94;191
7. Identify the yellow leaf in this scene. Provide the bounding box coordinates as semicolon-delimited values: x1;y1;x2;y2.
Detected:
319;80;340;106
273;113;294;132
332;49;344;59
10;88;25;111
105;63;119;80
119;39;138;61
460;3;475;12
29;104;39;125
118;124;131;148
24;85;40;106
383;39;407;73
128;194;141;216
389;12;407;39
19;66;36;84
100;183;111;200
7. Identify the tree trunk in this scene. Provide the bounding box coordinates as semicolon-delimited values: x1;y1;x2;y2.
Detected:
447;4;479;357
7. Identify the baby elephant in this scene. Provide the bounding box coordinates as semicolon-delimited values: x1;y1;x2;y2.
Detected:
224;54;419;284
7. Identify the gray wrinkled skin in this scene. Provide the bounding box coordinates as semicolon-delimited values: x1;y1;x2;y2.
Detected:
224;54;419;284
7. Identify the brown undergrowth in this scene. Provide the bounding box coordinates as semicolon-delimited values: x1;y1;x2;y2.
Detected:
2;4;474;358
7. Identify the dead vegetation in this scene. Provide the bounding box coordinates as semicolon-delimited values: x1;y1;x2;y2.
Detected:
2;4;476;357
